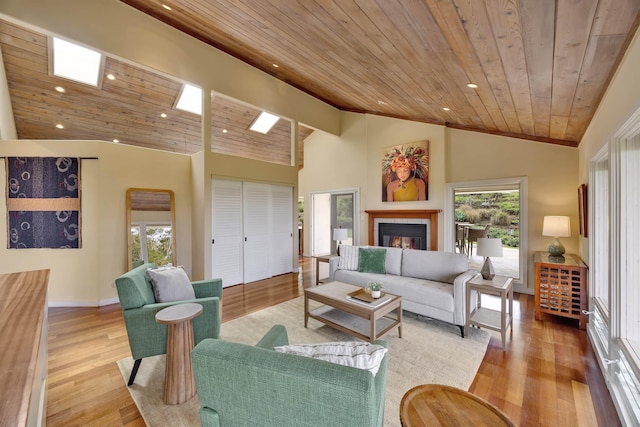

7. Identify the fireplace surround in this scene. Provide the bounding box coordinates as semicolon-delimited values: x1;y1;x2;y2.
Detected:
365;210;440;251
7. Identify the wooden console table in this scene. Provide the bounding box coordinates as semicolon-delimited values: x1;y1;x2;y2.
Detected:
534;252;588;329
0;269;50;427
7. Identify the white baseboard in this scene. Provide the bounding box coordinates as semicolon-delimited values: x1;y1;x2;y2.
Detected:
48;297;120;308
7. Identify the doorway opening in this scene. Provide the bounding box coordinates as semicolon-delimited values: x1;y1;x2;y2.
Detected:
446;177;528;291
310;188;359;256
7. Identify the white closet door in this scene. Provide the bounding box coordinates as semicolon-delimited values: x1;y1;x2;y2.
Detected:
270;185;293;276
211;180;244;287
242;182;271;283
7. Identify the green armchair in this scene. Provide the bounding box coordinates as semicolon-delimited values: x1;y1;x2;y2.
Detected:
115;262;222;385
191;325;388;427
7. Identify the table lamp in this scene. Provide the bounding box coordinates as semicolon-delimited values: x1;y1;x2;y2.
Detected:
476;237;503;280
333;228;348;255
542;216;570;258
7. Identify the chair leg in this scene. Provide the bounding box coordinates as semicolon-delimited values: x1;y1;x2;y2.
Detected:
459;325;465;338
128;359;142;386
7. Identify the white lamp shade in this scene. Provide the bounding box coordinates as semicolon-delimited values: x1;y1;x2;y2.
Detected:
542;216;571;237
333;228;348;241
476;238;503;258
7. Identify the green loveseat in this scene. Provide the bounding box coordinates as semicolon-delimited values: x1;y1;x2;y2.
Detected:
192;325;388;427
115;262;222;385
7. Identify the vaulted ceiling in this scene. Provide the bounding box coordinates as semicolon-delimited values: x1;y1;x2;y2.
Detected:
2;0;640;153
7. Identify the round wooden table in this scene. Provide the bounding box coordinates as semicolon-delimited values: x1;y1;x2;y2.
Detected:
155;303;203;405
399;384;515;427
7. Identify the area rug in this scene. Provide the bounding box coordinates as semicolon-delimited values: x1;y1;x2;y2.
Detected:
117;296;490;427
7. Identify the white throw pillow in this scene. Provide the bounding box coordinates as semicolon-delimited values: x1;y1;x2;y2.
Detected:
273;341;387;375
146;266;196;303
337;245;360;270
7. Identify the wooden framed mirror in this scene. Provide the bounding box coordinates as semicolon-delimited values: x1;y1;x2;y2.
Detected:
126;188;177;270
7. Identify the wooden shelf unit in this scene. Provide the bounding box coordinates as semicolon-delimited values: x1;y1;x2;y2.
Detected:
534;252;588;329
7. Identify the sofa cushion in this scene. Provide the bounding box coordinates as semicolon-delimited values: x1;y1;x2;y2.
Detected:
146;266;195;302
384;247;403;276
338;245;360;270
273;341;388;375
358;247;387;274
401;249;469;284
384;277;455;312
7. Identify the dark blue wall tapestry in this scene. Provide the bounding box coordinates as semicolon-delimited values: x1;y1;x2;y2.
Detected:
6;157;81;249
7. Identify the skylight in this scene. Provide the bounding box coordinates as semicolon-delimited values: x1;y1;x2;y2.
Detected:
176;84;202;115
249;111;280;134
52;37;102;86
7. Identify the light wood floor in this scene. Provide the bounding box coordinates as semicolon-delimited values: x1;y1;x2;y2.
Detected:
45;257;619;426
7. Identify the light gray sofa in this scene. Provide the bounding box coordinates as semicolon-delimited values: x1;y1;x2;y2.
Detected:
329;247;478;336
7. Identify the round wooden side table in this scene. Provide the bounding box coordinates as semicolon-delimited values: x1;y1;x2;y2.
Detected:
155;302;203;405
399;384;515;427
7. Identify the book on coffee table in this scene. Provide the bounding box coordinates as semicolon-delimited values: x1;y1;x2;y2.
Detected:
347;288;391;307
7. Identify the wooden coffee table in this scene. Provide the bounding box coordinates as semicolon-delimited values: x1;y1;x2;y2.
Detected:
155;303;202;405
304;281;402;343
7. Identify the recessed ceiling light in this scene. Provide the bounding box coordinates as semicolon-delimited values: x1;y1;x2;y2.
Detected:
467;83;478;89
162;4;172;10
272;63;279;68
113;139;119;143
222;129;228;133
443;107;451;111
55;86;65;93
56;123;64;129
160;113;168;118
176;84;202;115
106;73;115;80
52;37;102;86
377;100;387;105
249;111;280;134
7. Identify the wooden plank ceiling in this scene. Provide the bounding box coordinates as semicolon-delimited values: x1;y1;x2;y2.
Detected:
2;0;640;155
119;0;640;147
0;19;311;165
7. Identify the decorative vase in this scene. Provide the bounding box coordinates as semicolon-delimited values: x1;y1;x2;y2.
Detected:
371;290;381;299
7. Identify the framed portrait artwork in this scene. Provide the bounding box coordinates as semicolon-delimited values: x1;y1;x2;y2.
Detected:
381;140;429;202
578;183;588;237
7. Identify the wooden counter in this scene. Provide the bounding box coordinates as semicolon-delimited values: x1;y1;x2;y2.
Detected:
0;269;50;427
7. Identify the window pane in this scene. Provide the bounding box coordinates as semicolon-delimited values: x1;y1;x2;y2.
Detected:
621;135;640;344
145;225;173;266
593;157;609;311
130;225;142;264
454;189;520;279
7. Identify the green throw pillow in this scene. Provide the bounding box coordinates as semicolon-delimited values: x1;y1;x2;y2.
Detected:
358;247;387;274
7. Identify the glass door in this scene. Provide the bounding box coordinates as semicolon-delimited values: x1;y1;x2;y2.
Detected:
311;189;358;257
446;177;528;289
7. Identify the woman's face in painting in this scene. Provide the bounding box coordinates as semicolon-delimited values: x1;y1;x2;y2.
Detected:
396;166;411;182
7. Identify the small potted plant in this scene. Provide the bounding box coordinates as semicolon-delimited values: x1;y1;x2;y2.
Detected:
367;281;384;299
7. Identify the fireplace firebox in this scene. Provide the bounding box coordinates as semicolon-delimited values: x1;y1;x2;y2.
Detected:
379;223;427;250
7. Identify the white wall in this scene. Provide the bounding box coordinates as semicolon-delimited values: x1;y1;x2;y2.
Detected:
446;129;579;288
299;113;445;252
0;140;192;305
300;113;580;290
